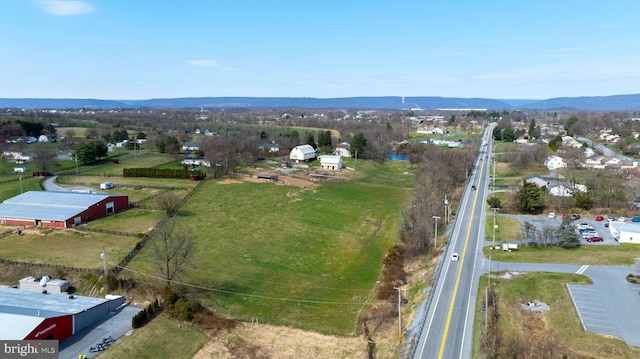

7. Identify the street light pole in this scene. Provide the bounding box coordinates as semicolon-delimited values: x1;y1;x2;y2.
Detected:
491;208;498;249
100;246;108;277
75;155;78;175
432;216;441;249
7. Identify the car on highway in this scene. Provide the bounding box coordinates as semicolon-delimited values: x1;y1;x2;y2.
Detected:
586;236;604;242
471;185;476;190
595;215;604;221
548;212;556;219
451;253;460;262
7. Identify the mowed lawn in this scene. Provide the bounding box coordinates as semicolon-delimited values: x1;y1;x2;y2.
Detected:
129;161;413;334
0;227;140;269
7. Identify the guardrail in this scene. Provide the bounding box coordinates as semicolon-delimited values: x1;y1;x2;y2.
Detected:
408;218;457;358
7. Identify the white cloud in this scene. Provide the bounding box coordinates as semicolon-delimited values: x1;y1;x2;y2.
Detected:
37;0;95;16
185;59;222;67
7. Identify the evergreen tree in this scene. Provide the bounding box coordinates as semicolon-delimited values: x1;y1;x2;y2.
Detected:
515;181;544;214
350;132;367;158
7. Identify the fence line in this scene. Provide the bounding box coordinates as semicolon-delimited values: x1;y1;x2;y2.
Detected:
111;180;205;276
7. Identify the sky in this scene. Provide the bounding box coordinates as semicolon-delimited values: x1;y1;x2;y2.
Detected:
2;0;640;100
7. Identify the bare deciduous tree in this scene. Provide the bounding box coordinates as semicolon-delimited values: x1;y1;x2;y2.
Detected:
152;216;196;287
155;191;182;216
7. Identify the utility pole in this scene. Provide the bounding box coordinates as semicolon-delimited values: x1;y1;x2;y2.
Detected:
100;246;108;277
491;208;498;249
19;174;23;194
394;286;403;343
75;154;78;175
443;194;449;225
432;216;441;249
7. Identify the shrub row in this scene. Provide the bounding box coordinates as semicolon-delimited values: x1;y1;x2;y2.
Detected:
123;167;206;179
132;298;160;329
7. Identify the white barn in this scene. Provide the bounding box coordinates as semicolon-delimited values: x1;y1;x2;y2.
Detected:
609;222;640;243
320;155;343;170
289;145;316;163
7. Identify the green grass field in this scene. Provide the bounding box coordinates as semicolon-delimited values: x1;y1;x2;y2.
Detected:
87;315;208;359
485;243;640;266
473;272;640;358
0;227;140;268
128;161;414;335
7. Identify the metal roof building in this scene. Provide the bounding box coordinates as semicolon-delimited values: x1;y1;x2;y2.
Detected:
0;191;129;228
0;285;125;341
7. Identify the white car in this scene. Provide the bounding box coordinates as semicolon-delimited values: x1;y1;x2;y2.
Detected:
451;253;460;262
548;212;556;219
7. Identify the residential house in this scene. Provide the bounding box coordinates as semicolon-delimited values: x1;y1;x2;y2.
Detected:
335;142;351;157
561;136;582;148
544;155;567;171
524;175;549;188
548;182;588;197
182;142;202;151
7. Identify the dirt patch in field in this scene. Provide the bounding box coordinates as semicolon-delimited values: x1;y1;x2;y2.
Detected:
217;179;243;185
194;323;372;359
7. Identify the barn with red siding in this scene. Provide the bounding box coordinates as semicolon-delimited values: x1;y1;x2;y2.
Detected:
0;285;126;342
0;191;129;228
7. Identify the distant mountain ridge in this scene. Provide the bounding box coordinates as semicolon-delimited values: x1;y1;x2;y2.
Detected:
1;94;640;111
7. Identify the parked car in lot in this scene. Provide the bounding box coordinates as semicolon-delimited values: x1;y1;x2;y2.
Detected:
595;215;604;221
632;217;640;223
586;236;604;242
548;212;556;219
582;231;599;239
576;223;592;230
571;214;581;220
451;253;460;262
618;217;627;222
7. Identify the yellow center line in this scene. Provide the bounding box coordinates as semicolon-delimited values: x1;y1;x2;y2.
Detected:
438;153;486;358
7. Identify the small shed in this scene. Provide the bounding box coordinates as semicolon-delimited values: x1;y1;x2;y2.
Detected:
320;155;343;170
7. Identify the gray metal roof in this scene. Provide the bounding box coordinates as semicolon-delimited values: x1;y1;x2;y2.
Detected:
0;191;124;221
0;286;107;339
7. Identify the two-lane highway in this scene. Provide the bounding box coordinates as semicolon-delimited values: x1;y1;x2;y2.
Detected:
413;126;494;359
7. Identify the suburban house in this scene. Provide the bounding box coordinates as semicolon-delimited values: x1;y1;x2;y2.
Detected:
335;142;351;157
524;175;550;188
561;136;582;148
416;126;445;135
0;191;129;228
319;155;343;170
289;145;316;163
544;155;567;171
182;142;202;151
609;222;640;243
259;142;280;153
548;182;588;197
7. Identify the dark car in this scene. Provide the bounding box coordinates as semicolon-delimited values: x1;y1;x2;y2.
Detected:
571;214;581;220
471;185;476;190
586;237;603;242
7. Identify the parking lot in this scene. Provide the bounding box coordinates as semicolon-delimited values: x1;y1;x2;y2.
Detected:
547;215;619;246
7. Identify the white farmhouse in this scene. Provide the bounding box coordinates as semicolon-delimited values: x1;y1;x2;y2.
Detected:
548;182;587;197
319;155;343;170
609;222;640;243
544;155;567;171
289;144;316;163
335;142;351;157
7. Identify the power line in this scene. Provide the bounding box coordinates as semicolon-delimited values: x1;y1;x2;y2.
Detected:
112;264;368;306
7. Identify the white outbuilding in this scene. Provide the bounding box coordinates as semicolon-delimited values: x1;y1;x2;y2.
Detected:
289;145;316;163
319;155;343;170
609;222;640;243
